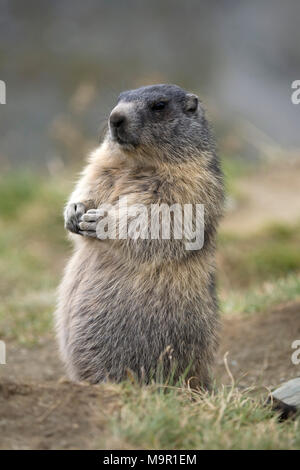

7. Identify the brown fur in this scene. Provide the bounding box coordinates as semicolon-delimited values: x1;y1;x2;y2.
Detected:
55;87;224;388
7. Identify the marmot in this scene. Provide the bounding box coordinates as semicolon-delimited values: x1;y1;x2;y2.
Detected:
55;84;224;388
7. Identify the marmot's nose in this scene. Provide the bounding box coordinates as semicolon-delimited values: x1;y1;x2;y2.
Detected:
109;111;126;131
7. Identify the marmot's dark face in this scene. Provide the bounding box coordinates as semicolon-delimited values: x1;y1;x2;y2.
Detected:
108;84;207;158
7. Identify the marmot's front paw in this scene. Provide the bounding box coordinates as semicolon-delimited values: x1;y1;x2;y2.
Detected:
64;202;87;234
78;209;100;238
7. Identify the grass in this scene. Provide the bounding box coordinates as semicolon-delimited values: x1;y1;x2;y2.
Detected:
219;222;300;288
0;172;42;220
221;273;300;316
0;171;69;345
0;290;56;346
221;156;255;201
99;382;300;450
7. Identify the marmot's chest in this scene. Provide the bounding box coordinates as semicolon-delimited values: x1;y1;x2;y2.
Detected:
96;168;162;205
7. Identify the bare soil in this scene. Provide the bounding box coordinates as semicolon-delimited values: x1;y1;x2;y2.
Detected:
0;381;116;450
216;300;300;388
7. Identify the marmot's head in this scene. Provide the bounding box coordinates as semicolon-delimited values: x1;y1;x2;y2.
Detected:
107;84;213;162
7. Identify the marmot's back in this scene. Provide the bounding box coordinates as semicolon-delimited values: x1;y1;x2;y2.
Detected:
55;84;224;387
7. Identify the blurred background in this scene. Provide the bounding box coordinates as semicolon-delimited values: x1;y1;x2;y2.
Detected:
1;0;300;168
0;0;300;444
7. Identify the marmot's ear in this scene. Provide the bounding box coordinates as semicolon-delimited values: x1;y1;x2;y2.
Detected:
185;93;198;113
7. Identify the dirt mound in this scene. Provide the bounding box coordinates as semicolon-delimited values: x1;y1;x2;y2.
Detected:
0;380;118;450
216;301;300;388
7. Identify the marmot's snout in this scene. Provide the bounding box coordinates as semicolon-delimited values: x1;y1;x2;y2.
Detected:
109;102;137;147
110;110;126;131
109;109;126;139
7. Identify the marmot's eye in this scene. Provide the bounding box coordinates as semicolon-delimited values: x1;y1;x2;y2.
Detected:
151;101;167;111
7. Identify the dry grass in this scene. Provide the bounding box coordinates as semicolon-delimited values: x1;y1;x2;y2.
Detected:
98;381;300;450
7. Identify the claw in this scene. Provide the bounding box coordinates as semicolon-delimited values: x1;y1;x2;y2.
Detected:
78;230;97;238
79;221;97;231
64;202;87;234
82;212;99;222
